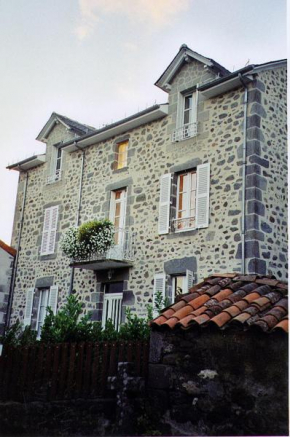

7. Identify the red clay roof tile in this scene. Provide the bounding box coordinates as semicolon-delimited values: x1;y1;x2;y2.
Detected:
150;273;288;334
273;318;288;333
210;312;232;328
190;294;210;309
243;292;261;304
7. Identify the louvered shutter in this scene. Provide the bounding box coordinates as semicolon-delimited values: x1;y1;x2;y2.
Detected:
47;206;58;254
41;206;59;255
23;288;34;326
48;286;58;315
185;270;194;292
196;163;210;228
153;273;166;318
158;174;171;235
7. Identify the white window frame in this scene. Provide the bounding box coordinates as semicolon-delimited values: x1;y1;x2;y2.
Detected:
35;285;58;338
109;188;127;246
47;146;62;184
173;90;197;142
171;270;194;303
174;170;197;232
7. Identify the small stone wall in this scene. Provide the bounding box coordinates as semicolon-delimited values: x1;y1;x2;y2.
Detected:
148;328;288;436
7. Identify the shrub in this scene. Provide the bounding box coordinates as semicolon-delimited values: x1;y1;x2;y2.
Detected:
60;219;114;260
0;321;37;347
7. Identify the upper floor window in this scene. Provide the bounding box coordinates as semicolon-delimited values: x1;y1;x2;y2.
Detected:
172;91;197;142
158;163;210;235
116;141;128;170
109;189;127;246
175;170;197;231
47;146;62;184
40;206;59;255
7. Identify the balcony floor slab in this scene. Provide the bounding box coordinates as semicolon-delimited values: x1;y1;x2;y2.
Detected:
70;259;133;271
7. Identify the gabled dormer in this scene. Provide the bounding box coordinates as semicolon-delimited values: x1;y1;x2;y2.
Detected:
155;44;230;142
36;113;96;184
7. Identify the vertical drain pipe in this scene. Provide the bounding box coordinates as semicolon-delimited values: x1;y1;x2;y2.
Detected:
238;74;248;275
69;145;85;294
5;171;29;331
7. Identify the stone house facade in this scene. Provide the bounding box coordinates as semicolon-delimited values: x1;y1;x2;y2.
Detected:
7;45;287;330
0;240;16;335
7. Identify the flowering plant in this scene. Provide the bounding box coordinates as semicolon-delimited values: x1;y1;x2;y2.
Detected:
60;219;114;260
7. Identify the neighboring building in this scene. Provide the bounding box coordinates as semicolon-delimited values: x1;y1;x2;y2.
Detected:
7;45;287;331
0;240;16;335
150;273;288;436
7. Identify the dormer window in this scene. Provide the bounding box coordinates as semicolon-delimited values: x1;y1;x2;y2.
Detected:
172;91;197;142
47;146;62;184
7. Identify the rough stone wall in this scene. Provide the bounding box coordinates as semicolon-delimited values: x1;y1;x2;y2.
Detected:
148;329;289;436
0;248;14;335
10;59;287;325
241;67;287;280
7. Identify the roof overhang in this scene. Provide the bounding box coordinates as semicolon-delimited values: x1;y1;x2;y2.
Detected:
36;114;72;143
198;73;254;99
61;104;168;152
155;45;230;93
7;154;46;171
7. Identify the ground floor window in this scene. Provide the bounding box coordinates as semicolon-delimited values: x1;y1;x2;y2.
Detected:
101;282;123;330
36;288;50;337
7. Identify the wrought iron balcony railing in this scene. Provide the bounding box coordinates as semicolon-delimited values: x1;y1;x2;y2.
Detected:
172;216;196;232
172;122;197;142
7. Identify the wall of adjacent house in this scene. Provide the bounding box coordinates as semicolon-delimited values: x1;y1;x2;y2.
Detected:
9;59;288;326
148;329;289;436
0;247;14;335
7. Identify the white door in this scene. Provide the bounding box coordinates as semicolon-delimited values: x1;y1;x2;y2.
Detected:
102;292;123;330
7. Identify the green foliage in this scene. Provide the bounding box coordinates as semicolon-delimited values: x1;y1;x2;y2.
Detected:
154;291;171;315
0;320;37;347
119;307;151;341
2;295;153;346
78;219;113;245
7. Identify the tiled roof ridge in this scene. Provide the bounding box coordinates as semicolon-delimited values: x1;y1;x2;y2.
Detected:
151;273;288;334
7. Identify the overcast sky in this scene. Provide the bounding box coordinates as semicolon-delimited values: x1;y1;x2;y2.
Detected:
0;0;287;244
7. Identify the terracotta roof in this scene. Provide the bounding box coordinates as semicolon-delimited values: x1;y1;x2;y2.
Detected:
0;239;16;257
151;273;288;334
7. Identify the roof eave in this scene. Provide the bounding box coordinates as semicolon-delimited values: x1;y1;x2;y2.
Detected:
7;154;46;171
61;104;168;153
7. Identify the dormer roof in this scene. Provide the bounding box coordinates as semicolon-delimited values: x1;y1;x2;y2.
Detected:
36;112;97;143
155;44;230;92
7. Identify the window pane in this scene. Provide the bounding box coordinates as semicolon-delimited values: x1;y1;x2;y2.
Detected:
184;96;192;110
115;190;121;200
115;202;121;217
184;110;190;125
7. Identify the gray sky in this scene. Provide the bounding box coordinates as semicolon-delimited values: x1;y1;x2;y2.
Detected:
0;0;287;244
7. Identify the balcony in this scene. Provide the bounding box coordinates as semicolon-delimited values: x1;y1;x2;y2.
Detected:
47;169;62;184
70;228;135;271
172;122;197;142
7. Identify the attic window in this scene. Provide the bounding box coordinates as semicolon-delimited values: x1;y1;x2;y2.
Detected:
172;91;197;142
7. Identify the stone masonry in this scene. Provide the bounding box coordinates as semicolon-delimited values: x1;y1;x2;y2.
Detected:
9;48;287;325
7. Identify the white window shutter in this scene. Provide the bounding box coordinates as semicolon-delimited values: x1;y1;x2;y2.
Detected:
41;206;59;255
196;163;210;228
48;286;58;315
185;270;194;293
23;288;34;326
153;273;166;318
47;206;58;254
158;174;171;235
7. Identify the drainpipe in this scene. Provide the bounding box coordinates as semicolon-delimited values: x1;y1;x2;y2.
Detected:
5;171;29;331
69;144;85;294
238;73;248;275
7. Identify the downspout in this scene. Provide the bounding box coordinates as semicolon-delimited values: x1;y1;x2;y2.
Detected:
238;73;248;275
5;171;29;331
69;144;85;294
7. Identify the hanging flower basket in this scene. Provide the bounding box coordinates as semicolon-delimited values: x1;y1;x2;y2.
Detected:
60;219;114;260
